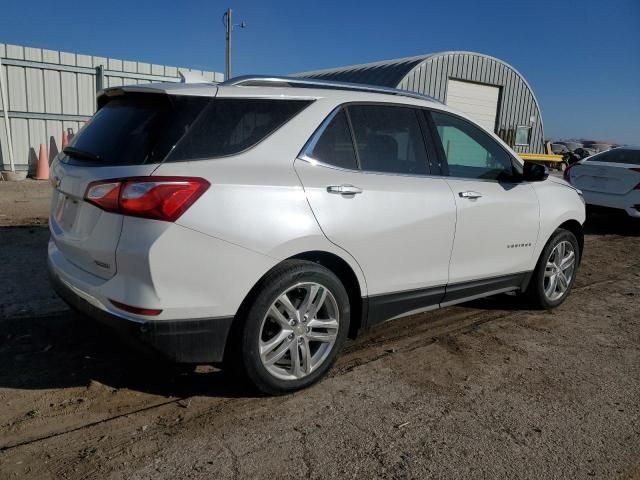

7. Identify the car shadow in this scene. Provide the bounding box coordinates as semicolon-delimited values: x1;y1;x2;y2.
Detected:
0;311;258;398
459;292;536;312
584;210;640;236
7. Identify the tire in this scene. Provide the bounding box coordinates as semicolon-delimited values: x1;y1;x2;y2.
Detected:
527;228;580;309
236;260;350;395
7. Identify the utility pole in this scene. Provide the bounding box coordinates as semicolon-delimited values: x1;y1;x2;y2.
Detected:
224;8;232;80
223;8;246;80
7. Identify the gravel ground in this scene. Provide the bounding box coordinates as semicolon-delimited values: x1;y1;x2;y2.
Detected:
0;180;639;479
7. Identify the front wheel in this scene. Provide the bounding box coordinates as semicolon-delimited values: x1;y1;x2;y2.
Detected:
237;260;350;395
527;228;580;309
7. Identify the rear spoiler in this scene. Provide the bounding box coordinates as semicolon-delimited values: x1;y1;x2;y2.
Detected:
97;82;218;107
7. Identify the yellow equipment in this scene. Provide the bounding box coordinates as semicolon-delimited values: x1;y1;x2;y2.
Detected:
518;153;564;164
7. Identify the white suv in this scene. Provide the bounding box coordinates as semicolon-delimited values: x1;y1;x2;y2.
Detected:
48;76;586;394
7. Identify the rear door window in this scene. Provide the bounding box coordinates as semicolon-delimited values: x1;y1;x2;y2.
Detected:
167;99;312;161
347;105;429;175
305;109;358;170
65;94;209;166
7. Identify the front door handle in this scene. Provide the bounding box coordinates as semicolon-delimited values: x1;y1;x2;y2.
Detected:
327;184;363;195
459;191;483;199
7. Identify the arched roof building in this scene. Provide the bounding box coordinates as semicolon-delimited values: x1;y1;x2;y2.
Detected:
295;52;544;154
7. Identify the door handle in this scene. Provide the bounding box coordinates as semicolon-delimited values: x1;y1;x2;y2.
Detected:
459;191;483;199
327;184;363;195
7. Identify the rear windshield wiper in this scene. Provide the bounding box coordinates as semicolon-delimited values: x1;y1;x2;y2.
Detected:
63;146;102;162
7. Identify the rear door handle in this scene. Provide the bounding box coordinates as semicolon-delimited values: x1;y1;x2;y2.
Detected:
327;184;363;195
459;191;483;199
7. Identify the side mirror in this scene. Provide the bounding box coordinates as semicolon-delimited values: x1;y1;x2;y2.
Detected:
523;162;549;182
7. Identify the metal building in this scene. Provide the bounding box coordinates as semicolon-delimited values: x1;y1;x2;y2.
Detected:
295;51;545;154
0;43;223;174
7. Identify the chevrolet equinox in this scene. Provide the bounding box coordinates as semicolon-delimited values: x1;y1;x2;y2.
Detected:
48;76;586;394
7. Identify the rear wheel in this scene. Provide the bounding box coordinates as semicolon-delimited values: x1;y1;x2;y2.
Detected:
527;228;580;309
237;260;350;395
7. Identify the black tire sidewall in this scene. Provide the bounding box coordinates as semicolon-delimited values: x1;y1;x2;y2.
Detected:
531;229;580;309
240;260;350;395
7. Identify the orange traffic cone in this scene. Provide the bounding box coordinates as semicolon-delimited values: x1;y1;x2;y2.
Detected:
61;129;69;149
35;144;49;180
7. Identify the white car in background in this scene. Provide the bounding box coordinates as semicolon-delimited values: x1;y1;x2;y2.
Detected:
565;147;640;218
47;76;586;394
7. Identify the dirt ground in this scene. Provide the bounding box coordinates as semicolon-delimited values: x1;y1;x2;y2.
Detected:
0;180;639;479
0;179;51;227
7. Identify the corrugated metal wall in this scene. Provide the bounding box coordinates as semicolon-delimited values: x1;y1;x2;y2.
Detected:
296;52;544;154
0;43;224;173
398;53;543;154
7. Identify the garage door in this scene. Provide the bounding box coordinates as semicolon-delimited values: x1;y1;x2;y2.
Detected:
445;79;500;132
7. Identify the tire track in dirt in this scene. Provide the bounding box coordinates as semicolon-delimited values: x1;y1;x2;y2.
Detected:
2;266;638;479
1;267;631;454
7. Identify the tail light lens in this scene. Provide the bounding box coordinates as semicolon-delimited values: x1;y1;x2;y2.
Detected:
85;177;210;222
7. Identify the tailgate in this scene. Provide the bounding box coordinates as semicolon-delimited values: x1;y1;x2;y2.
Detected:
49;160;157;279
48;91;214;280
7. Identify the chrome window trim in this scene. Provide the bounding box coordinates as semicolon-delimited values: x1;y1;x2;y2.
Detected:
300;107;343;162
301;103;436;177
439;174;524;185
297;155;359;174
297;155;455;181
297;154;526;184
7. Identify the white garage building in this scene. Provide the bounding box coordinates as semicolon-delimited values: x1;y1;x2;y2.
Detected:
295;51;545;154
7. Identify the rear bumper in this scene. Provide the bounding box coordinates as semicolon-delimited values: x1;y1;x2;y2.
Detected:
581;189;640;218
48;260;234;363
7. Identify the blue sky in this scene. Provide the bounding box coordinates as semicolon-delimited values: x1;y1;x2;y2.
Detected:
1;0;638;144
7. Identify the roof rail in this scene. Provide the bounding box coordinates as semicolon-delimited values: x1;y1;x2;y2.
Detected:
221;75;442;104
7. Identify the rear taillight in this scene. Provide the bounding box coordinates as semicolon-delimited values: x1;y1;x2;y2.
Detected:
85;177;210;222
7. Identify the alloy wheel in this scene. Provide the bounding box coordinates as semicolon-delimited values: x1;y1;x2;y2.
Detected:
543;240;576;301
258;282;340;381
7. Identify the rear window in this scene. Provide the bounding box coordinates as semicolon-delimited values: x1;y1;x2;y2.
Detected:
587;148;640;165
65;95;312;166
66;94;209;166
167;99;312;161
